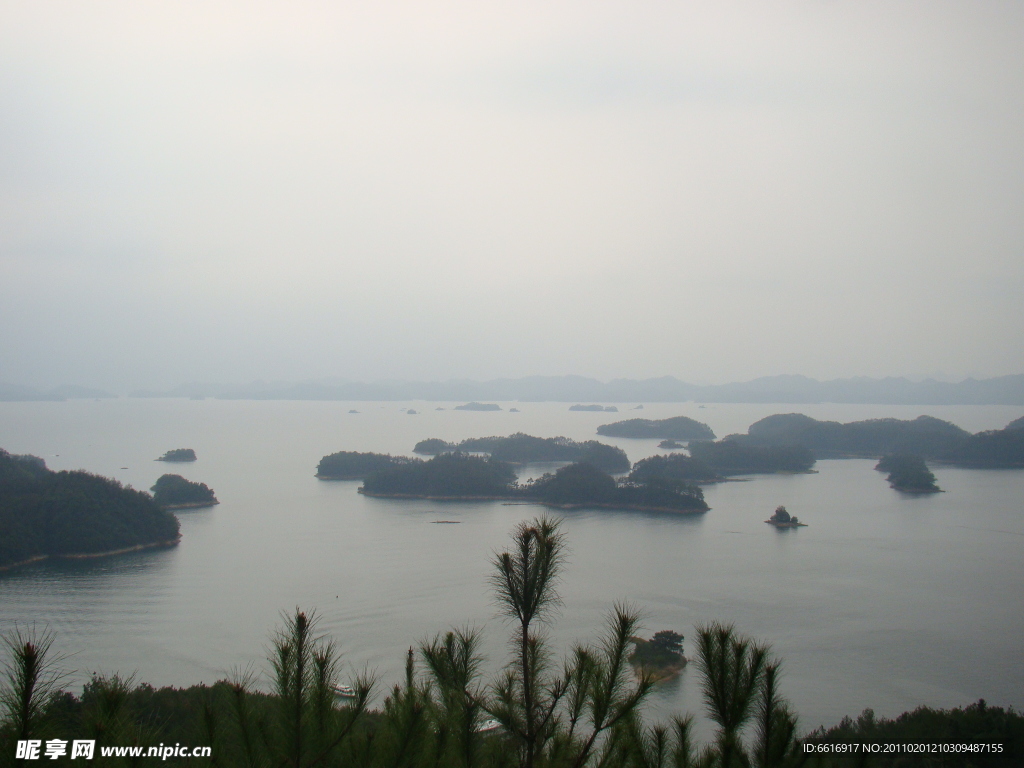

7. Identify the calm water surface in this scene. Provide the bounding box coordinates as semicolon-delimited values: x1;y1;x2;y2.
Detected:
1;399;1022;739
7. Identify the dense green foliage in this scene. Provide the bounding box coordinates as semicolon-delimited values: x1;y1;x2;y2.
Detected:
875;455;940;493
628;454;722;484
316;451;418;479
0;450;180;569
361;453;518;497
413;433;631;474
597;416;716;441
157;448;196;462
1005;415;1024;431
688;440;816;475
5;518;1019;767
150;474;218;507
522;463;708;512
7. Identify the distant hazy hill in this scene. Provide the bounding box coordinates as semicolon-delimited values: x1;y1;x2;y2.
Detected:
0;383;115;402
124;374;1024;405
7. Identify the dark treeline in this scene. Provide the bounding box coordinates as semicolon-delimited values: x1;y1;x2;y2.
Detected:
874;455;941;493
731;413;1024;467
361;454;708;512
597;416;716;441
413;434;631;474
151;474;219;508
0;450;180;570
4;517;1021;768
805;701;1024;766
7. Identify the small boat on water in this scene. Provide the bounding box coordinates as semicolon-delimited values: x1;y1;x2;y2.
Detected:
332;684;358;698
476;718;501;733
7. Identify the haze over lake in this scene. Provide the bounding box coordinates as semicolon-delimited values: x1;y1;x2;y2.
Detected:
2;398;1022;740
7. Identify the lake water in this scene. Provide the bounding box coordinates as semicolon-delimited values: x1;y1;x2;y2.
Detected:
1;398;1023;740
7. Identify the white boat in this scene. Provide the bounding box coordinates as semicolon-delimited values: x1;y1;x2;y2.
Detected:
332;684;358;698
475;718;501;733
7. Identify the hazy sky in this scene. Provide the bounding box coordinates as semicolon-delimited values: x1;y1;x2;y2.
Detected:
2;1;1022;390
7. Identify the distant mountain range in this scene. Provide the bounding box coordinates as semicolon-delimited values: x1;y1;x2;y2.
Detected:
6;374;1024;405
122;374;1024;405
0;383;116;402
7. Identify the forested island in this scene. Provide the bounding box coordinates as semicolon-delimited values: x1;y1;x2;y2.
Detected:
411;433;631;474
359;452;708;512
453;402;501;411
766;505;806;528
316;452;418;480
875;454;941;493
597;415;716;441
157;448;197;462
0;449;181;570
731;413;1024;467
628;630;686;680
151;474;219;508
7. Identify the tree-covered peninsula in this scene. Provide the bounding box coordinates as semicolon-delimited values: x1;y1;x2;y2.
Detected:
151;474;219;508
316;451;419;480
627;454;723;484
412;433;630;474
733;412;1024;468
0;449;181;570
942;424;1024;468
360;453;707;512
157;448;197;462
735;413;967;458
875;454;941;493
597;415;716;441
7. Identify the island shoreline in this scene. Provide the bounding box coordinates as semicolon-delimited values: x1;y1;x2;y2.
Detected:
0;537;182;573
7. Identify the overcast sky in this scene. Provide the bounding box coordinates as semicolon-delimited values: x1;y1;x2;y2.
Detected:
1;1;1022;390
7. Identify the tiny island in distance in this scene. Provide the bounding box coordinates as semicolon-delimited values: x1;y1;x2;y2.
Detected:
766;505;806;528
157;448;197;462
628;630;686;681
151;474;220;508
